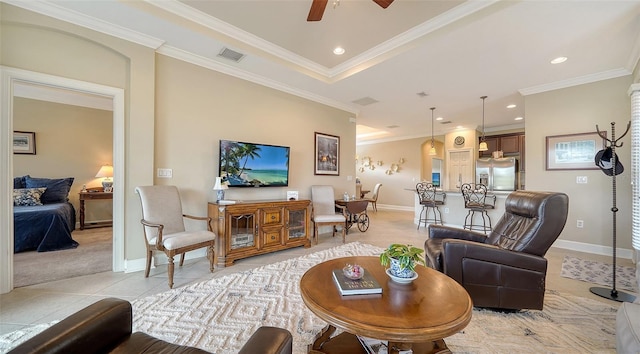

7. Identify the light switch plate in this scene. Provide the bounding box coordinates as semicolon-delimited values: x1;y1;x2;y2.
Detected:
576;176;587;184
157;168;172;178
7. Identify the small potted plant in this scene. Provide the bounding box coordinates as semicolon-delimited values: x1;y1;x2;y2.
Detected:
380;243;426;280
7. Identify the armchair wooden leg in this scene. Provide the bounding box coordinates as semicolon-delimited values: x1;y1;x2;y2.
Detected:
314;224;319;244
207;245;215;272
144;250;152;278
167;254;175;289
179;253;185;267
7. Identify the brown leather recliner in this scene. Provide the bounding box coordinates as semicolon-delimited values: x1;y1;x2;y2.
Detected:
9;298;293;354
425;191;568;310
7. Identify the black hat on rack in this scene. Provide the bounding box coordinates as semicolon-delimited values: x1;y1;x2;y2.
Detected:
595;147;623;176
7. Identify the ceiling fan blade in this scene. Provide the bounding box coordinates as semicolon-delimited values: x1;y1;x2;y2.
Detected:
373;0;394;9
307;0;328;21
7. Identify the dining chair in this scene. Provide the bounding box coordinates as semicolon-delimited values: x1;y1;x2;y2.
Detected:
310;185;347;244
365;183;382;212
135;185;216;288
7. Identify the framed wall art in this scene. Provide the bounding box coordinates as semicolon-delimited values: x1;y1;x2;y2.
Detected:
545;132;605;170
314;132;340;175
13;131;36;155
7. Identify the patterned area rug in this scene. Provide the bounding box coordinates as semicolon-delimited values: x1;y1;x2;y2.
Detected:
561;255;638;292
0;243;620;353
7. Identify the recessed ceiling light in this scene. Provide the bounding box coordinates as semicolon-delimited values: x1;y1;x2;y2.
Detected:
514;117;524;121
506;104;516;109
333;47;345;55
436;117;443;121
551;56;567;64
456;125;464;129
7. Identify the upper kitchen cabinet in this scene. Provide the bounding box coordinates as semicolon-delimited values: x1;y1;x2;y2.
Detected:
478;132;525;162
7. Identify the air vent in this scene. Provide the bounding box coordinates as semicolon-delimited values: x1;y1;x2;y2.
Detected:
218;47;245;63
352;97;379;106
386;125;399;129
416;91;428;97
440;121;452;124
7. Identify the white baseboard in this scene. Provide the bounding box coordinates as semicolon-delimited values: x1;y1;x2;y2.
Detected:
552;239;634;260
124;248;207;273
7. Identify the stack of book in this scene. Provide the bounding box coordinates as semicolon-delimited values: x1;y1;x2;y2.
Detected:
332;269;382;296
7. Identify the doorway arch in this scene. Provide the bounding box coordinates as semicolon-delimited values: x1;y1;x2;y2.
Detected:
1;66;125;294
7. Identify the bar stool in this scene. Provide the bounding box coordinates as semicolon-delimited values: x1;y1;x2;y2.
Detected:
460;183;496;233
416;182;446;229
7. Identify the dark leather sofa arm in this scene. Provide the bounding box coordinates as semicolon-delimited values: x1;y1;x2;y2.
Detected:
9;298;293;354
239;326;293;354
442;239;548;279
428;224;487;243
8;297;133;354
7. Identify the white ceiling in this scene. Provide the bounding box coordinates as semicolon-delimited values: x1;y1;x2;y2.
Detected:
8;0;640;144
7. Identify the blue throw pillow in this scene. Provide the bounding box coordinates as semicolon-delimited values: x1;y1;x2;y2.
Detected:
13;175;29;189
25;176;74;204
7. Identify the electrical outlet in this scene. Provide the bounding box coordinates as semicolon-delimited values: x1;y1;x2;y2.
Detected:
576;176;588;184
576;220;584;228
444;207;450;214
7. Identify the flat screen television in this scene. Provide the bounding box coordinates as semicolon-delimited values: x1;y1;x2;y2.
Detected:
219;140;290;187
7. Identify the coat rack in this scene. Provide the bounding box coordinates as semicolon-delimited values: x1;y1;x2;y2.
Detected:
590;121;636;302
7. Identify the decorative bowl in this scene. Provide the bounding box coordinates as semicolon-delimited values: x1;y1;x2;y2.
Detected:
343;264;364;280
385;268;418;284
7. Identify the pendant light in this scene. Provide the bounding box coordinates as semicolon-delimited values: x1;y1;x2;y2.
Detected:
479;96;488;152
429;107;437;156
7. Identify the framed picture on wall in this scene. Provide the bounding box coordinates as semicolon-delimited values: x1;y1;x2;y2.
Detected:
13;131;36;155
545;132;605;170
315;132;340;175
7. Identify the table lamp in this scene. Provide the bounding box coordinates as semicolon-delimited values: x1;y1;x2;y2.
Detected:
95;164;113;192
213;177;228;202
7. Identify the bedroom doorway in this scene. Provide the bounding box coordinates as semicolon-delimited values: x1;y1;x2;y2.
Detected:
0;66;125;293
12;89;114;287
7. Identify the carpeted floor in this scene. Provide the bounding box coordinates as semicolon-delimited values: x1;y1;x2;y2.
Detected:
13;228;112;288
131;242;618;354
1;242;620;353
560;255;637;293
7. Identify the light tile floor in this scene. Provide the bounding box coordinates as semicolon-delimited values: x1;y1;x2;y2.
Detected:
1;209;637;336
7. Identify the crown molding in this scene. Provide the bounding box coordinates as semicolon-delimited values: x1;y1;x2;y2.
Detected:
146;0;329;77
329;0;498;78
4;0;165;49
518;68;632;96
156;45;359;115
148;0;497;82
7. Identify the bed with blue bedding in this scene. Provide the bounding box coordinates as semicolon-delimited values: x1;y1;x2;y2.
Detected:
13;175;78;253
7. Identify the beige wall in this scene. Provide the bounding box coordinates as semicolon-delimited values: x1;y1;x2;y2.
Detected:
1;4;355;266
154;55;356;213
525;75;632;249
356;138;425;208
13;98;113;222
2;3;156;260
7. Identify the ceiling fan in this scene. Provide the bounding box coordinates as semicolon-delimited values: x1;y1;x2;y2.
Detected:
307;0;394;21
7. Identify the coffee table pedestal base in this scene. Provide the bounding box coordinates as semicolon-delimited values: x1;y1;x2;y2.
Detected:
309;325;451;354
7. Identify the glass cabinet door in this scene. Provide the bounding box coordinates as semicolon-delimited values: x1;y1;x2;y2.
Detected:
287;208;307;239
229;213;256;250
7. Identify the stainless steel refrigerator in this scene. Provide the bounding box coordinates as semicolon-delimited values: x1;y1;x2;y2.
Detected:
476;157;518;191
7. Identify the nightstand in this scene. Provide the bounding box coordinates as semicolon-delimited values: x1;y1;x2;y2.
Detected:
79;188;113;230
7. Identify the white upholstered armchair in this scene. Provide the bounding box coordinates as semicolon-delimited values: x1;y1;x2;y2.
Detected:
135;185;216;288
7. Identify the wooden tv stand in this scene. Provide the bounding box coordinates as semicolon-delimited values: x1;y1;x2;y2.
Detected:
208;199;312;267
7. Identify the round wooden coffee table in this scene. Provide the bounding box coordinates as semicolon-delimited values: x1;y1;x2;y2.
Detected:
300;256;472;354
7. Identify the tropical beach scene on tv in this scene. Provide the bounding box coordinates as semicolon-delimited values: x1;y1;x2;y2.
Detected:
219;140;290;187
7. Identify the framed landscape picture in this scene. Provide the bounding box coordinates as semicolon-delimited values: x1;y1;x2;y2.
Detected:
545;132;605;170
315;132;340;175
13;131;36;155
